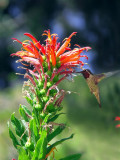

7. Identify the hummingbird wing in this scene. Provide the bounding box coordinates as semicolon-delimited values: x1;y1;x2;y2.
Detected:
95;70;120;84
104;70;120;78
86;76;101;107
94;74;105;84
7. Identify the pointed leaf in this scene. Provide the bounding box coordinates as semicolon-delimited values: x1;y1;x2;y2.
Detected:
48;113;65;123
25;96;33;107
19;105;30;122
11;113;27;145
18;146;29;160
11;113;24;136
21;105;32;116
32;129;47;160
47;125;66;143
47;134;74;154
8;122;20;149
59;153;82;160
29;118;39;144
42;113;51;124
39;113;51;134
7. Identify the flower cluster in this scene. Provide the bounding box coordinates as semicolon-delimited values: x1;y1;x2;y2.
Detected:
12;30;90;81
11;30;91;113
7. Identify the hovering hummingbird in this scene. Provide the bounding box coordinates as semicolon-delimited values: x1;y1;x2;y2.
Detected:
77;69;119;107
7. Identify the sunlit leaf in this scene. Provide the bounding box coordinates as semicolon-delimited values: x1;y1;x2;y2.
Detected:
8;122;20;149
47;125;66;143
29;118;39;144
25;96;34;107
11;113;27;145
48;113;65;123
32;129;47;160
18;146;29;160
19;105;30;122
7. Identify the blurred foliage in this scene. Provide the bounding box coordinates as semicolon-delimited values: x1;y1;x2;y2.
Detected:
0;0;120;159
0;0;120;88
0;76;120;160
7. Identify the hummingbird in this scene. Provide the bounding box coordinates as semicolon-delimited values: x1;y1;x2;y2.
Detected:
77;69;120;107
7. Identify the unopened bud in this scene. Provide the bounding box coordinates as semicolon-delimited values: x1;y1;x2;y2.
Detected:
40;89;46;95
47;82;53;88
35;104;43;111
42;96;49;103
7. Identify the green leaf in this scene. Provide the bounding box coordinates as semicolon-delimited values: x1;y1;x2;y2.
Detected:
59;153;82;160
47;125;66;143
19;105;31;122
8;122;20;149
11;113;24;136
18;146;29;160
25;96;33;107
48;113;65;123
21;105;32;116
32;129;47;160
47;134;74;155
11;113;27;145
29;118;39;144
42;113;51;124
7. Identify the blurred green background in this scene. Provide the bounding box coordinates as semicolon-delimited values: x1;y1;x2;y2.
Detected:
0;0;120;159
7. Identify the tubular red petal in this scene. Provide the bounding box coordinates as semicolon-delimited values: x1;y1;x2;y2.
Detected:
60;56;79;64
46;54;51;70
80;55;88;60
28;69;39;79
22;43;34;53
55;74;67;85
24;33;45;54
12;38;22;44
51;50;56;66
55;42;60;51
47;85;58;96
24;73;36;86
47;29;52;42
55;94;65;107
22;57;40;65
60;71;73;75
60;47;87;64
50;69;57;81
34;65;42;81
57;64;67;74
29;41;40;57
11;51;35;58
56;32;77;57
44;74;48;89
29;41;43;62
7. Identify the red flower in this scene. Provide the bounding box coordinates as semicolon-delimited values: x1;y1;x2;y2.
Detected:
11;30;91;85
115;117;120;128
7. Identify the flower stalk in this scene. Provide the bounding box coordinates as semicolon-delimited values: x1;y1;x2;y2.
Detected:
9;30;90;160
